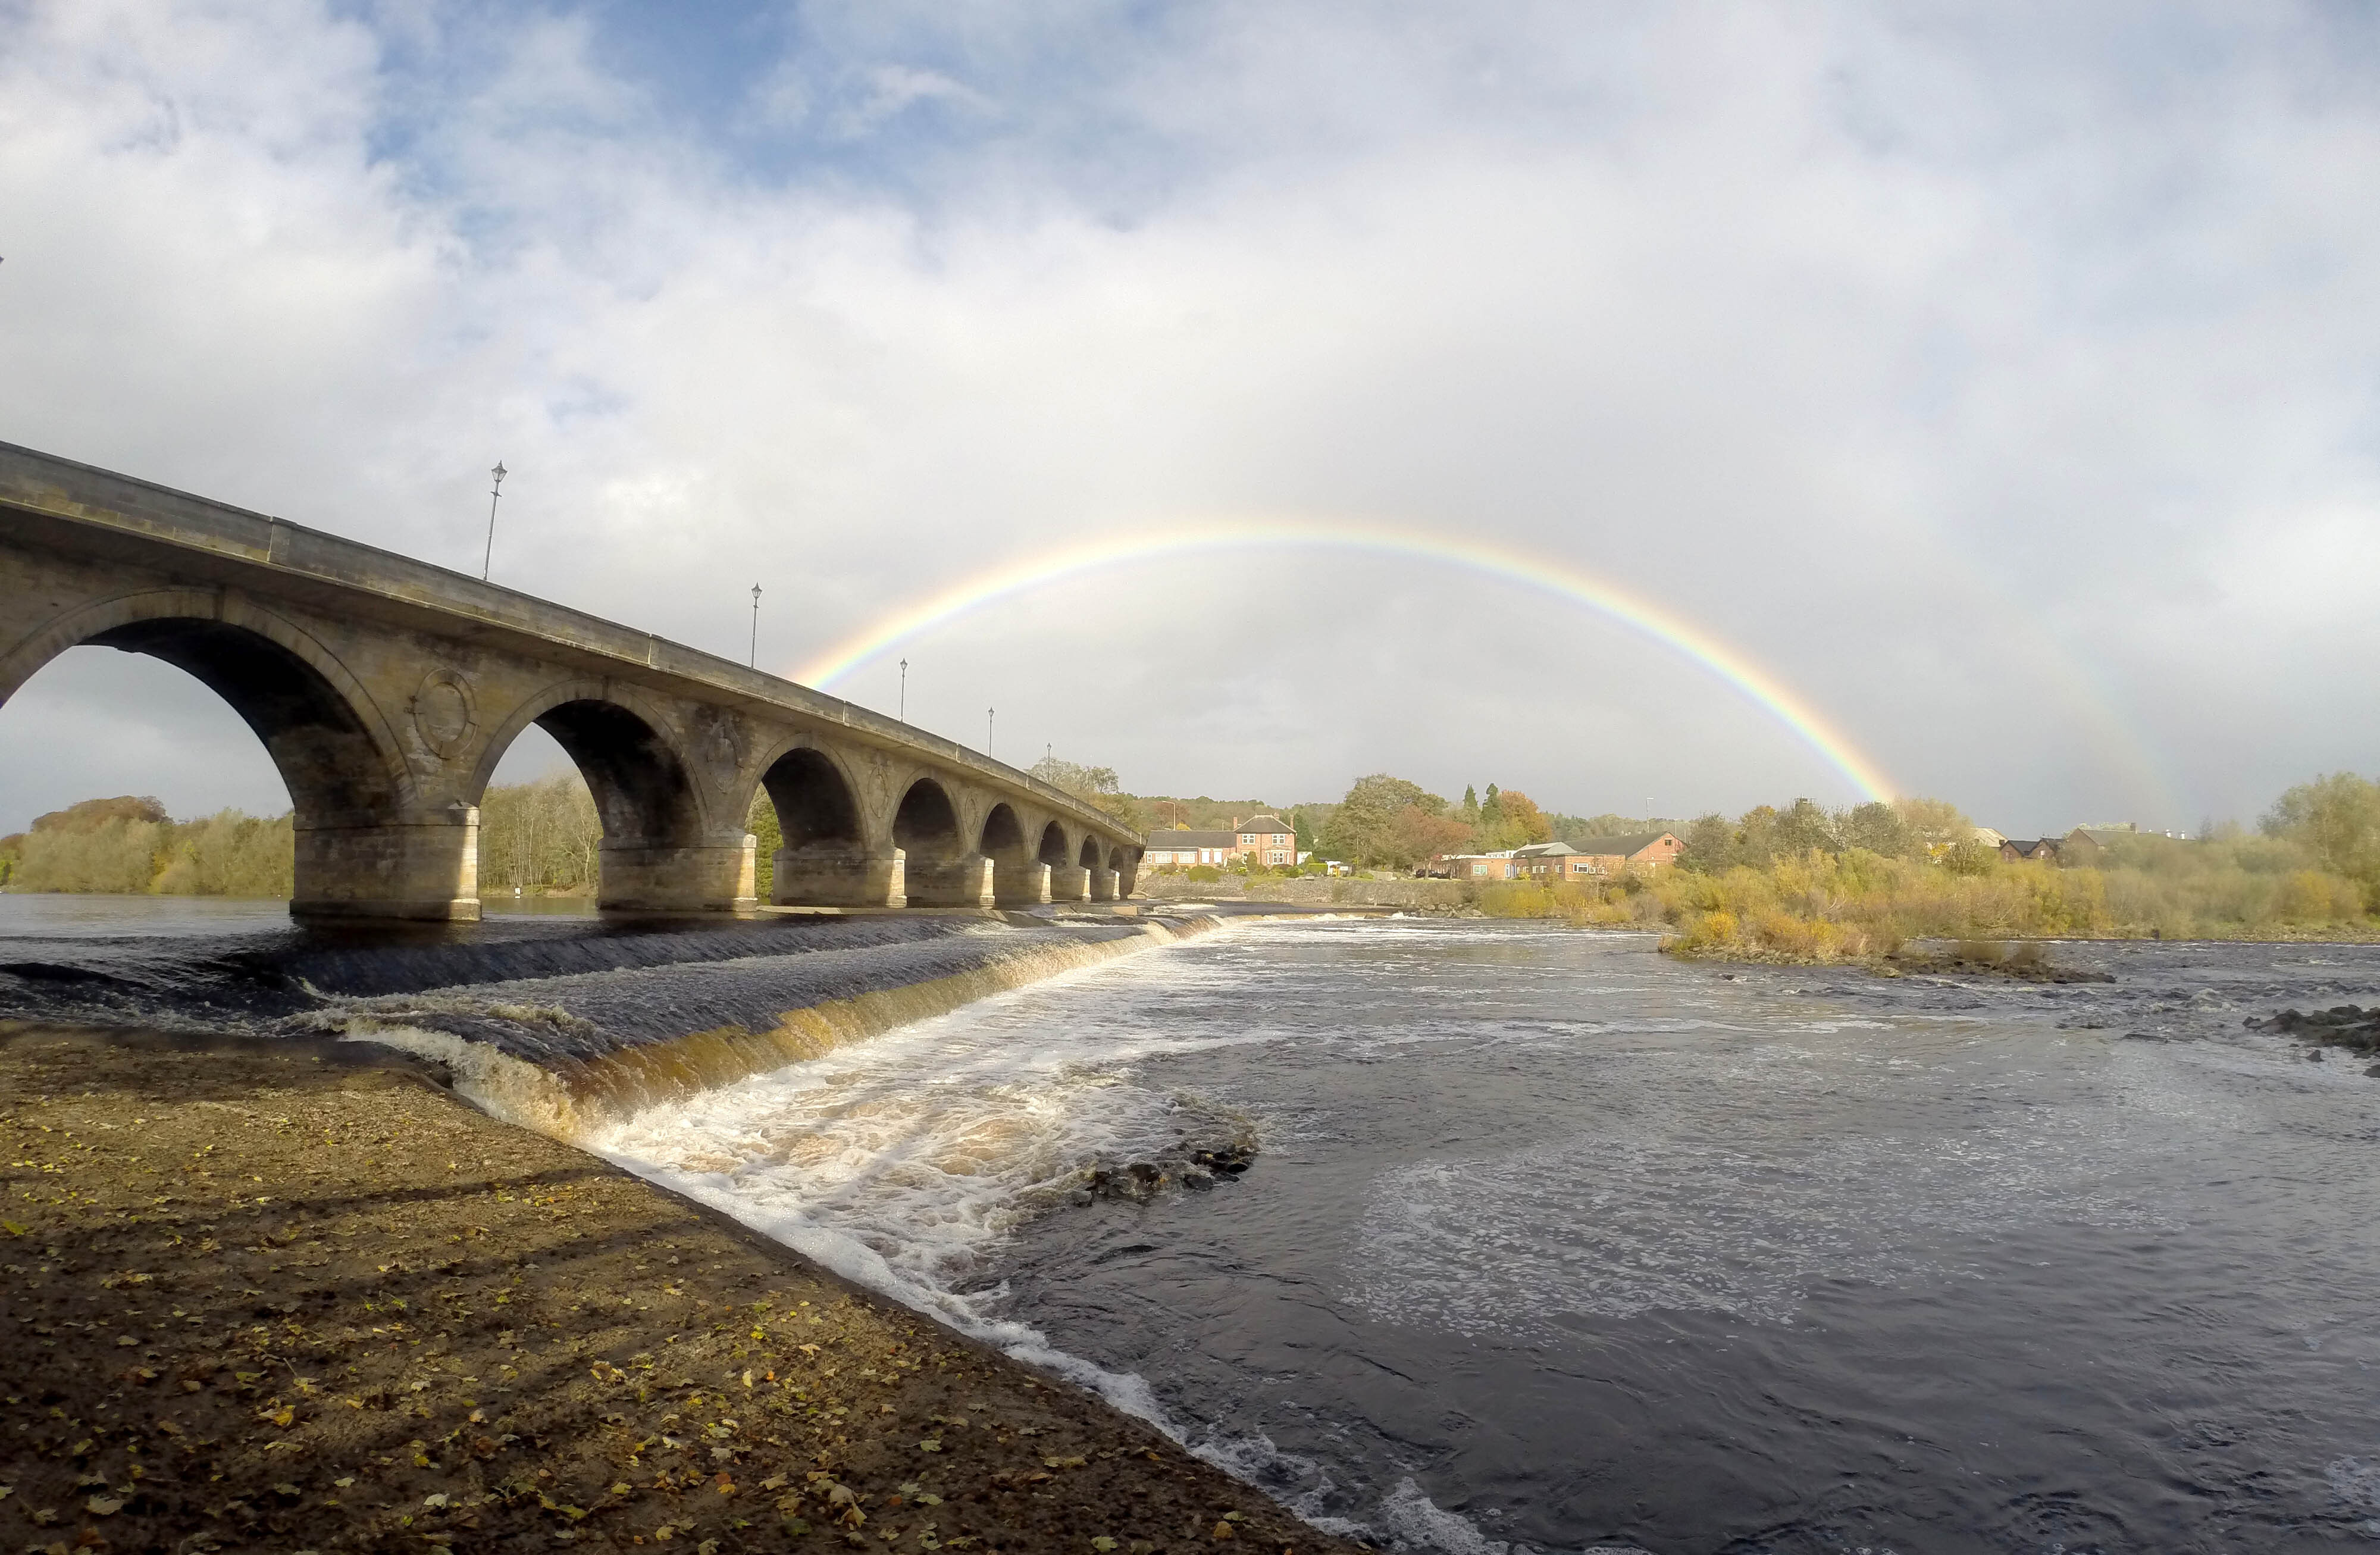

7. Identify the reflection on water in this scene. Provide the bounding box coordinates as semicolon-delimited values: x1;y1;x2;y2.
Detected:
0;891;294;938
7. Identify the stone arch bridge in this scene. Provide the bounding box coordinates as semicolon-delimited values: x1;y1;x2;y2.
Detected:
0;443;1143;921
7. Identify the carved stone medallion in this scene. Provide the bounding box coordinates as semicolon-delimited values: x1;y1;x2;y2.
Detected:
411;668;476;761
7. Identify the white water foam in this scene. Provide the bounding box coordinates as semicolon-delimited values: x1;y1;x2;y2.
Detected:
577;937;1276;1432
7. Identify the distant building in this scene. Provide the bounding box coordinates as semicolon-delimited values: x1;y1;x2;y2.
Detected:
1142;830;1240;868
1971;827;2008;849
1235;814;1297;868
1429;834;1684;880
2062;825;2136;859
1142;812;1297;869
2000;838;2060;863
1554;832;1685;875
1427;850;1518;880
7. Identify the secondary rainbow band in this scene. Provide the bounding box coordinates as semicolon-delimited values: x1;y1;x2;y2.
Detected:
794;518;1897;803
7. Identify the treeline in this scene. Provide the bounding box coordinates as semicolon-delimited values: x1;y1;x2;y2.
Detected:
1482;777;2380;955
0;796;295;897
0;780;622;900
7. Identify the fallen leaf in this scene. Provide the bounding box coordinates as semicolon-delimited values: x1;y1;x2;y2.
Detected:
1094;1540;1119;1552
917;1440;943;1454
1211;1523;1236;1540
86;1496;124;1516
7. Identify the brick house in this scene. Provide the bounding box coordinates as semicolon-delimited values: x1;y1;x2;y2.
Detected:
1143;813;1297;869
1545;832;1684;876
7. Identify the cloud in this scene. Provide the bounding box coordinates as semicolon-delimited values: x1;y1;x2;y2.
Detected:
3;1;2378;833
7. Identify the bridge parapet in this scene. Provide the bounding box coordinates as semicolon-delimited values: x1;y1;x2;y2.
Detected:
0;443;1144;921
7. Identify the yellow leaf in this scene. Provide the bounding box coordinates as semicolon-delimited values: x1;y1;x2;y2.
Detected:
86;1496;124;1516
917;1439;943;1453
1211;1523;1236;1540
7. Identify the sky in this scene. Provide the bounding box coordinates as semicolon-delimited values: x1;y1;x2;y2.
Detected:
5;0;2380;836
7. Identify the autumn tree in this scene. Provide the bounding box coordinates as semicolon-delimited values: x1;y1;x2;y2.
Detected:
1324;774;1455;867
2263;772;2380;887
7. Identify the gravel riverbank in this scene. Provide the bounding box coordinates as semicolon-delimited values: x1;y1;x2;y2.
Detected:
0;1025;1362;1555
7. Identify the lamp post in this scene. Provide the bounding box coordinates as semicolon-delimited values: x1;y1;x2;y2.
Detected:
898;659;908;721
749;584;762;668
480;461;507;581
987;706;994;758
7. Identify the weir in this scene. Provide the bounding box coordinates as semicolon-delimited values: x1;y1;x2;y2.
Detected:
0;442;1144;921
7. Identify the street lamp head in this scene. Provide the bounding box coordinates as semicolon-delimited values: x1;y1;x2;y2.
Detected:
751;583;762;603
491;461;507;489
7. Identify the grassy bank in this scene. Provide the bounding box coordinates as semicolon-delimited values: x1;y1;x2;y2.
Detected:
0;1026;1351;1555
1468;836;2377;960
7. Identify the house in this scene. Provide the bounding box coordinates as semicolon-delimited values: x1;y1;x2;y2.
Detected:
2000;837;2060;863
1555;832;1685;875
1235;814;1297;868
1141;830;1240;868
2062;824;2136;861
1142;812;1298;869
1427;850;1517;880
1510;842;1604;880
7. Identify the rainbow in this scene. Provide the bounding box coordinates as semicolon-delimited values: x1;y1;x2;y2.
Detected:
793;518;1898;802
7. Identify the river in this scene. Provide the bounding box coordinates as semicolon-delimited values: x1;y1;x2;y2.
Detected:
5;899;2378;1553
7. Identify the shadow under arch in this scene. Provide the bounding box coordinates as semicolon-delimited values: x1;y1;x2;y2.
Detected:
894;777;984;908
753;744;882;908
1078;833;1116;902
1038;819;1088;903
979;802;1046;908
473;681;744;913
0;589;442;917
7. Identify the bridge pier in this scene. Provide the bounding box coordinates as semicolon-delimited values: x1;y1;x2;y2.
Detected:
292;807;483;922
906;853;997;908
1047;864;1090;902
1088;866;1120;902
596;836;757;915
772;841;904;908
995;859;1051;908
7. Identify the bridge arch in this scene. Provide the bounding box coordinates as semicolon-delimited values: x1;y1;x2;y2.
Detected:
979;802;1048;908
473;680;747;912
1038;820;1088;902
0;587;468;917
894;776;987;907
0;588;408;821
751;742;888;907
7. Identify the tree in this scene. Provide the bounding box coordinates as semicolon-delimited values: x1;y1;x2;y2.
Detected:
1391;805;1474;867
1775;797;1840;856
1893;797;1972;858
1677;813;1735;874
1477;788;1553;850
1031;755;1146;830
1323;774;1446;866
2263;772;2380;885
1461;786;1479;824
1839;800;1914;858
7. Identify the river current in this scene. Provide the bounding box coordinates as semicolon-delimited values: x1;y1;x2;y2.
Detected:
6;901;2379;1553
